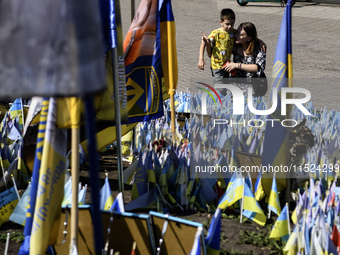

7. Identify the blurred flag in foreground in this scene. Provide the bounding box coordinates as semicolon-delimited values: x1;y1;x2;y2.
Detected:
30;98;67;254
9;98;24;131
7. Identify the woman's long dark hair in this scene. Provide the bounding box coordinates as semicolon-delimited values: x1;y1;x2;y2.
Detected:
239;22;259;55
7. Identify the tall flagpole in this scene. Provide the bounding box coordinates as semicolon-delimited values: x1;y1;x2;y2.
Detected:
110;0;126;197
168;18;176;143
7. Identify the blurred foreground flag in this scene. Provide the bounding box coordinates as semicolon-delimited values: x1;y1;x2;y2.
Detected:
30;98;67;254
261;0;293;195
0;0;105;98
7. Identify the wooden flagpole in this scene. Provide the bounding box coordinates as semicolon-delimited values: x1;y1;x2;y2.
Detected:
70;114;80;252
168;21;176;143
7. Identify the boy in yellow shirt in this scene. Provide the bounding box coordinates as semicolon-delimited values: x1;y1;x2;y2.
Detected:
198;8;236;84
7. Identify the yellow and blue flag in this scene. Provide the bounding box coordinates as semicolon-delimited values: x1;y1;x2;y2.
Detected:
242;182;267;226
205;208;221;255
9;98;24;132
9;183;31;226
159;0;178;100
30;98;67;254
131;150;148;200
283;225;298;255
100;176;114;211
62;177;72;207
269;204;290;241
110;192;125;213
97;0;129;124
254;170;265;201
268;177;281;216
261;0;293;195
62;182;87;207
0;186;19;226
19;98;49;255
78;185;87;205
218;172;244;209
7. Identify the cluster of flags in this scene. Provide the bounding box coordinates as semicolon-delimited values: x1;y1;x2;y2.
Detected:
99;175;125;213
123;113;289;229
0;98;29;190
271;178;340;254
290;103;340;181
0;98;30;227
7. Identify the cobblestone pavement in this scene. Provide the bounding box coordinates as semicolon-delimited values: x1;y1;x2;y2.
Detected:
121;0;340;110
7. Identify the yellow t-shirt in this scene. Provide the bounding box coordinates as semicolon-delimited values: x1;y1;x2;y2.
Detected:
208;28;236;69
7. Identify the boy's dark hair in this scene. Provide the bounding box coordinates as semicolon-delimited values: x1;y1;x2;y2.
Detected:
220;8;235;21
